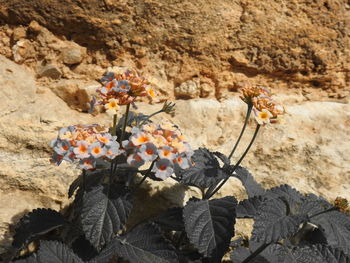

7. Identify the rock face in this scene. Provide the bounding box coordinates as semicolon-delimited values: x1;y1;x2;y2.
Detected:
0;56;36;116
0;0;349;101
0;54;349;255
0;0;349;258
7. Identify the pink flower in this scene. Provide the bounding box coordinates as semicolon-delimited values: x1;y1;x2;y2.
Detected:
50;124;123;170
152;159;174;180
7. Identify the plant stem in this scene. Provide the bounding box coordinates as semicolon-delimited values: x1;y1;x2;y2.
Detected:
310;207;338;219
120;103;131;143
137;160;156;187
228;104;253;160
82;170;86;191
176;231;186;248
139;110;163;126
112;114;117;136
242;243;269;263
205;124;261;199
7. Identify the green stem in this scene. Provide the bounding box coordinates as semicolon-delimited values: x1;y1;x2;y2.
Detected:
242;243;269;263
139;110;163;127
120;104;131;143
137;160;156;187
112;114;117;136
82;170;86;191
310;207;338;219
228;104;253;159
205;124;261;199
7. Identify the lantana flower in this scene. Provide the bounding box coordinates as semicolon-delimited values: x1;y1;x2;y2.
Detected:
240;86;285;125
50;124;123;169
123;121;193;180
91;69;157;114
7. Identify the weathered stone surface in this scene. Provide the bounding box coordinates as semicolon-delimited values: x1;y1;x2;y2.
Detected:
0;54;349;254
12;39;35;63
37;64;62;79
11;26;26;41
50;79;100;111
174;80;200;99
0;0;349;257
0;0;349;100
0;55;36;117
60;45;86;65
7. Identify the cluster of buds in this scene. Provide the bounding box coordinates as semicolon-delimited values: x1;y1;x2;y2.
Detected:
92;70;156;115
240;86;284;125
334;197;349;213
123;121;193;180
50;124;123;169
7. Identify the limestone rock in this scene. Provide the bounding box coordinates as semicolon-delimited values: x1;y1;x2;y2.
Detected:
12;39;35;63
0;0;348;98
50;79;100;111
60;45;86;65
174;80;200;99
37;64;62;79
0;55;36;117
11;27;26;41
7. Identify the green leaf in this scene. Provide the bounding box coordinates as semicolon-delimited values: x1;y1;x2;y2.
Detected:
152;207;184;231
236;196;264;218
292;244;350;263
252;198;307;243
80;183;132;250
12;209;65;253
176;148;227;188
183;196;237;262
11;254;40;263
232;166;265;198
94;223;178;263
37;241;83;263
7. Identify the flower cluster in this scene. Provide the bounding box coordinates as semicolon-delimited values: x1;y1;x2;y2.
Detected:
93;70;156;115
240;86;284;125
123;121;193;180
50;124;123;169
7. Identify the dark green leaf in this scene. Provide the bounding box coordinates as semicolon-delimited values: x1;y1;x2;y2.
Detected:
264;184;304;214
300;194;333;217
69;169;107;198
80;184;132;250
232;166;265;198
177;148;227;188
236;196;263;218
12;209;65;252
292;244;350;263
71;235;98;261
299;193;350;254
231;242;292;263
310;209;350;255
252;198;307;243
95;223;178;263
10;254;40;263
212;151;230;166
230;247;270;263
183;196;237;262
37;241;83;263
152;207;184;231
117;111;149;129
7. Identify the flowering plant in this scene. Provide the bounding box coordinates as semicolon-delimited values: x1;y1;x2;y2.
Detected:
92;69;156;115
50;124;123;169
6;73;350;263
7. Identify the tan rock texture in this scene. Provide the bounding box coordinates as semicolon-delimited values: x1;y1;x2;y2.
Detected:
0;0;349;100
0;54;349;255
0;0;349;258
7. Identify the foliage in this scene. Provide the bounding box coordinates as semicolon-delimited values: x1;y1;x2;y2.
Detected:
6;73;350;263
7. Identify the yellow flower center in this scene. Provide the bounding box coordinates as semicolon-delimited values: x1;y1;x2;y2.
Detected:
93;147;101;154
259;112;269;120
